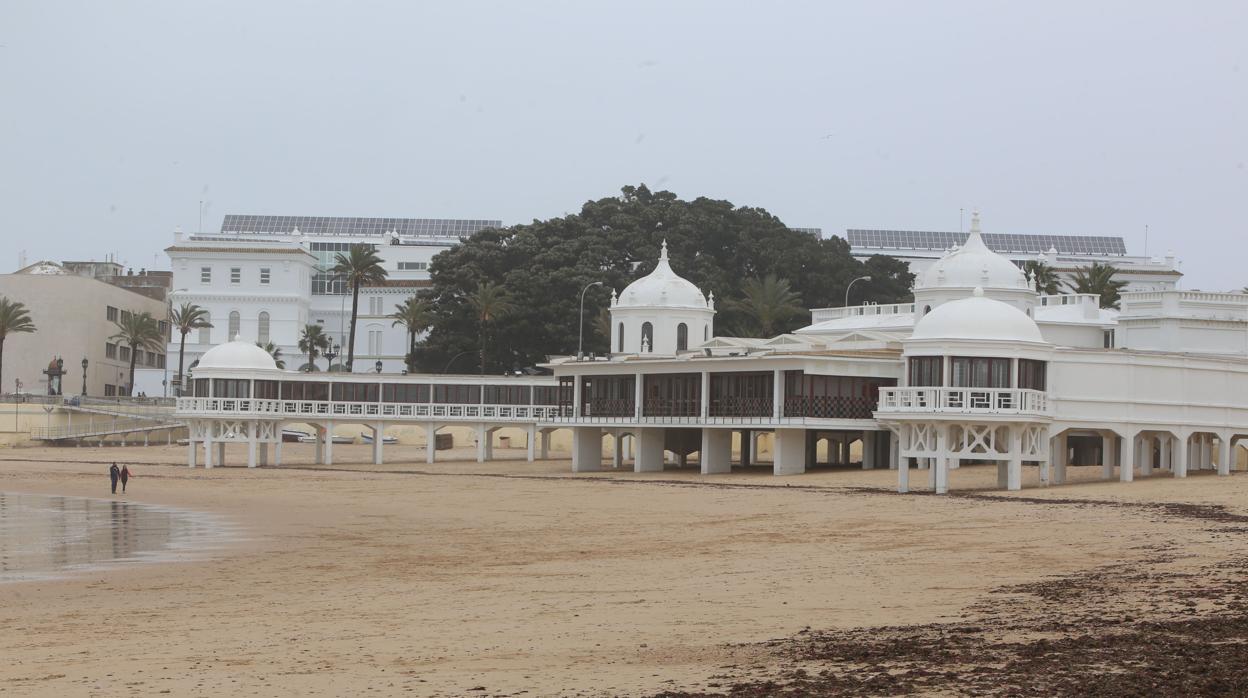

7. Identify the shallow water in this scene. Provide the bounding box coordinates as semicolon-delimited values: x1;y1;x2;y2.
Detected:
0;492;238;583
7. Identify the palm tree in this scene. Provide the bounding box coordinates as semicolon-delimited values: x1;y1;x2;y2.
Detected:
171;302;212;396
468;281;514;374
330;244;388;372
109;311;164;396
256;341;286;369
390;297;434;372
1067;262;1128;309
730;275;803;337
0;297;36;391
1023;260;1061;295
298;324;331;372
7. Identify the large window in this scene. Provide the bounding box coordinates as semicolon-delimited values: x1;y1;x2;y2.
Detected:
383;383;430;403
580;375;636;416
950;357;1011;388
198;313;212;345
228;311;241;340
676;323;688;351
258;312;270;344
1018;359;1047;391
534;385;569;406
432;384;481;404
201;267;212;284
212;379;250;398
105;342;117;359
642;373;700;417
254;380;280;400
311;242;375;295
260;267;271;285
484;385;532;405
908;357;942;386
281;381;329;401
230;267;241;284
783;371;894;419
617;323;624;353
641;322;654;352
106;306;118;322
332;382;380;402
709;372;773;417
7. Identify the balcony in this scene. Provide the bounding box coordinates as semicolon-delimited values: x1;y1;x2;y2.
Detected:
876;387;1050;417
175;397;563;422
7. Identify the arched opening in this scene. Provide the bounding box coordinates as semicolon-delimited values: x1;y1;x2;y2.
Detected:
641;322;654;352
676;323;688;351
703;324;709;342
258;311;271;344
617;322;624;353
228;311;241;340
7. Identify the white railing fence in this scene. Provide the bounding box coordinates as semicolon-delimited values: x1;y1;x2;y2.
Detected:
176;398;564;422
877;387;1049;415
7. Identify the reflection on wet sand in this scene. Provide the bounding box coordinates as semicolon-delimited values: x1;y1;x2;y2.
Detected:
0;492;236;583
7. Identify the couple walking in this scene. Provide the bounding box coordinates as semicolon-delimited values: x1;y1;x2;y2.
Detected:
109;463;131;494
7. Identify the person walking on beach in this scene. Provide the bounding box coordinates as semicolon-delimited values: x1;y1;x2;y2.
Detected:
109;463;120;495
120;465;131;494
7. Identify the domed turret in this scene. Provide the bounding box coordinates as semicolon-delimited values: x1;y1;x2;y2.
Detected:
196;336;281;371
913;211;1038;317
912;288;1044;344
610;241;715;355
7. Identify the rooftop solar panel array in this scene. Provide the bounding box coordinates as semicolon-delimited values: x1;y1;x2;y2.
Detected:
847;229;1127;256
221;215;502;239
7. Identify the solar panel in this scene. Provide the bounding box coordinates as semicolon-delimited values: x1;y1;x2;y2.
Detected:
220;215;502;239
846;229;1127;256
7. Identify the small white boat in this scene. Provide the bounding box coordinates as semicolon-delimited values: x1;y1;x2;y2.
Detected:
360;432;398;445
297;433;354;444
282;429;312;443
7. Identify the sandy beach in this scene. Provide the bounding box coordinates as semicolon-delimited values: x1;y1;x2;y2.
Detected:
2;444;1247;696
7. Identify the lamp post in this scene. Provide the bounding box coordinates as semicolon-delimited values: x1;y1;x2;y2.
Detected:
324;343;340;372
845;275;872;308
578;281;603;361
374;360;383;374
81;358;88;397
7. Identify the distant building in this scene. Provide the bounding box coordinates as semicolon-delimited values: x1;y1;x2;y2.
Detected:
847;228;1181;292
0;262;169;397
166;215;498;381
791;227;823;237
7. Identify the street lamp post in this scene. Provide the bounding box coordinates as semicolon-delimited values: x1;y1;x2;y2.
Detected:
374;360;383;374
578;281;604;361
845;275;873;308
80;358;88;397
324;343;340;372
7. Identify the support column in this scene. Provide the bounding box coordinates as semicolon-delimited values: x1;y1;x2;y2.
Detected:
701;428;731;474
935;426;949;494
425;424;437;464
246;423;258;469
897;455;910;493
1218;433;1232;476
322;421;334;466
1140;435;1153;477
889;432;900;470
1201;435;1213;471
476;424;488;463
540;430;551;460
314;425;325;464
1101;434;1114;480
772;369;783;421
1120;429;1137;482
1052;433;1068;485
1175;433;1189;478
372;422;384;466
634;428;665;473
840;438;851;466
634;374;644;421
772;428;805;476
483;428;494;461
740;430;752;467
997;461;1009;489
203;431;214;468
1007;425;1023;491
187;432;198;468
699;372;709;420
862;432;877;470
750;432;760;464
274;439;283;466
217;441;226;467
1160;435;1172;472
526;424;536;462
571;426;604;472
612;433;624;469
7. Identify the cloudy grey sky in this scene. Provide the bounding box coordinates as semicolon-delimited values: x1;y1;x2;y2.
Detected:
2;1;1245;288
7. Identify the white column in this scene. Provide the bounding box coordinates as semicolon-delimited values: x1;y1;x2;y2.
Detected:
700;372;710;420
1120;429;1136;482
612;433;624;469
935;425;949;494
889;432;900;470
749;432;759;464
1175;433;1189;478
634;428;664;473
772;369;783;421
372;422;384;465
476;424;488;463
572;376;583;419
1201;435;1213;471
247;423;258;468
634;374;643;420
274;439;283;466
1053;433;1067;485
997;461;1009;489
772;428;805;476
540;430;551;460
322;421;333;466
483;428;494;461
572;426;603;472
425;424;437;464
314;425;324;464
203;429;214;468
1101;434;1114;480
700;428;731;475
897;455;910;493
1007;427;1022;491
1218;433;1232;476
187;422;198;467
526;424;536;462
1160;435;1172;471
862;431;877;470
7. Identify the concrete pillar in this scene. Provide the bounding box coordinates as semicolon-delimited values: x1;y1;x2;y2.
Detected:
322;421;333;466
1007;427;1022;491
274;440;283;466
935;426;949;494
203;434;214;468
526;424;536;462
247;427;258;468
1053;433;1067;485
483;428;494;461
217;441;226;467
772;369;783;421
862;432;877;469
372;422;384;465
612;434;624;469
750;432;760;464
1218;433;1232;476
1120;430;1137;482
840;438;851;465
1140;435;1152;476
425;424;438;464
572;376;583;419
897;455;910;493
540;430;551;460
314;425;325;464
740;430;752;467
701;428;732;474
476;424;488;463
187;437;197;467
997;461;1009;489
1160;435;1172;472
700;372;709;420
1175;433;1189;478
1201;435;1213;471
772;428;806;476
1101;434;1114;480
634;373;644;421
634;428;665;473
571;427;603;472
889;432;900;470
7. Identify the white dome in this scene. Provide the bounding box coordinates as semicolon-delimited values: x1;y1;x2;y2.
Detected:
197;337;280;371
616;240;710;309
917;213;1028;291
912;289;1045;343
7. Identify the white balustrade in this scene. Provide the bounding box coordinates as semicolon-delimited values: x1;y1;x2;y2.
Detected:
176;397;561;423
876;387;1049;415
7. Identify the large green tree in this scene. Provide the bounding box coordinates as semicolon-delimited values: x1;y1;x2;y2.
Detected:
331;244;388;372
730;275;804;337
1067;262;1127;309
171;302;212;396
415;185;914;371
0;297;36;391
467;282;514;374
391;297;435;372
109;311;164;396
1023;260;1061;295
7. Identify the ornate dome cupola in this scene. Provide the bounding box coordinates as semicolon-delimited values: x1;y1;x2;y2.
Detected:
610;240;715;355
912;211;1037;318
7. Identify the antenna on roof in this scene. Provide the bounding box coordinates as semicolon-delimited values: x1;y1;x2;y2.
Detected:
959;208;964;233
1144;224;1149;257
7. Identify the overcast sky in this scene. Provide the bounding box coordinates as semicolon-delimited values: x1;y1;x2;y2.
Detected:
2;1;1244;288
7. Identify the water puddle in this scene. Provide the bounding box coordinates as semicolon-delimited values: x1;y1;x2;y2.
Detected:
0;492;240;583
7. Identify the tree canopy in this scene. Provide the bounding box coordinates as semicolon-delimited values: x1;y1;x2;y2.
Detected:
414;185;914;371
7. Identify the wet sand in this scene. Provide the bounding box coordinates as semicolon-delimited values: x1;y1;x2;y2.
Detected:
1;443;1247;696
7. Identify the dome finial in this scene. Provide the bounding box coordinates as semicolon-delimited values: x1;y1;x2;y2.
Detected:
970;210;981;233
973;286;984;297
659;239;669;262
